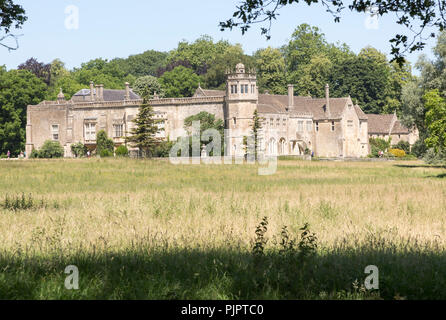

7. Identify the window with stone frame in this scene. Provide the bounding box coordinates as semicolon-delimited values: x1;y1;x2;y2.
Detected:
276;118;280;126
316;122;319;132
51;124;59;141
306;121;312;132
331;121;335;131
241;84;244;94
283;118;286;126
244;84;248;94
297;120;304;132
270;118;274;126
84;122;96;141
113;124;124;138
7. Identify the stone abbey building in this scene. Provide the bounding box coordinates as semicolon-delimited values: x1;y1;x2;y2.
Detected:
26;63;417;158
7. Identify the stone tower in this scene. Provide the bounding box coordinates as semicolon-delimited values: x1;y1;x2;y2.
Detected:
225;63;258;157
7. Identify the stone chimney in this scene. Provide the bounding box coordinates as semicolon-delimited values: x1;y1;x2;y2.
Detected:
125;82;130;100
325;84;330;115
90;81;95;101
288;84;294;110
96;84;104;101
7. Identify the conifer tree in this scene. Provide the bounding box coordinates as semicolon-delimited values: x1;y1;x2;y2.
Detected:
244;109;263;160
126;100;163;157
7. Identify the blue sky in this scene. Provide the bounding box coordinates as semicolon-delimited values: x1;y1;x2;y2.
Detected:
0;0;438;71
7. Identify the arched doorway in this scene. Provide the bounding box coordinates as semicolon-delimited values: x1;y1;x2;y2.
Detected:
268;138;277;156
279;138;286;155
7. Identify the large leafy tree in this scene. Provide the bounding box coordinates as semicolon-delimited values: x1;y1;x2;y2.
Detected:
330;47;393;113
424;89;446;153
133;75;164;99
254;47;287;94
0;67;46;156
159;66;200;98
220;0;446;63
18;58;51;85
0;0;27;50
110;50;168;78
184;111;225;155
126;101;163;157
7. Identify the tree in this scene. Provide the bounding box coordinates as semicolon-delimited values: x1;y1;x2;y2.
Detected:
0;0;27;51
220;0;446;63
133;76;164;99
71;142;87;158
110;50;168;78
296;54;333;97
424;89;446;153
18;58;51;85
96;130;115;157
330;48;392;113
32;140;64;158
254;47;287;94
0;67;46;156
244;109;263;160
126;101;163;157
184;111;225;155
159;66;200;98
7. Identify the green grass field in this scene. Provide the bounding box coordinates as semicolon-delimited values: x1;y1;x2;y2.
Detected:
0;158;445;299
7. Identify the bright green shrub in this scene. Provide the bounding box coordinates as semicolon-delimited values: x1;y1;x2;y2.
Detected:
71;142;87;158
369;138;390;157
115;145;129;157
96;130;114;157
34;140;64;158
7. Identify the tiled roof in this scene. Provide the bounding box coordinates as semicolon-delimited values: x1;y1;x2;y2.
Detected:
193;88;226;97
367;114;395;134
354;105;368;120
391;120;410;134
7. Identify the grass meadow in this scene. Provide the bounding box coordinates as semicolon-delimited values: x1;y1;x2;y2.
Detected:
0;158;446;299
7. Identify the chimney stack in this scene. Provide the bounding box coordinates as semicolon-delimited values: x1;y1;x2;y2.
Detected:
125;82;130;100
325;84;330;113
97;84;104;100
90;81;95;101
288;84;294;109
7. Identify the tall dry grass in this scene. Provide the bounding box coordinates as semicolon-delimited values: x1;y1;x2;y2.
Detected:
0;158;445;299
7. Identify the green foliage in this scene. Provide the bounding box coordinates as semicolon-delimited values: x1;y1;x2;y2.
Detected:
369;138;391;157
32;140;64;159
394;141;411;154
0;67;46;156
133;76;164;99
254;47;286;94
126;101;163;157
0;0;27;35
70;142;87;158
252;216;268;256
96;130;114;157
423;148;446;164
153;140;174;158
412;139;427;158
184;111;225;155
159;66;200;98
110;50;168;78
115;145;129;157
424;89;446;153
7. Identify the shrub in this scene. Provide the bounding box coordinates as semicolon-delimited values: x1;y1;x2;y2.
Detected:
115;145;129;157
99;149;114;158
389;148;406;158
423;148;446;165
96;130;114;157
32;140;64;159
71;142;87;158
154;141;174;158
369;138;390;157
393;141;411;154
412;139;428;158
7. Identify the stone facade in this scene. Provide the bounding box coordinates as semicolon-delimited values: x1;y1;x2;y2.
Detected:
27;63;380;159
